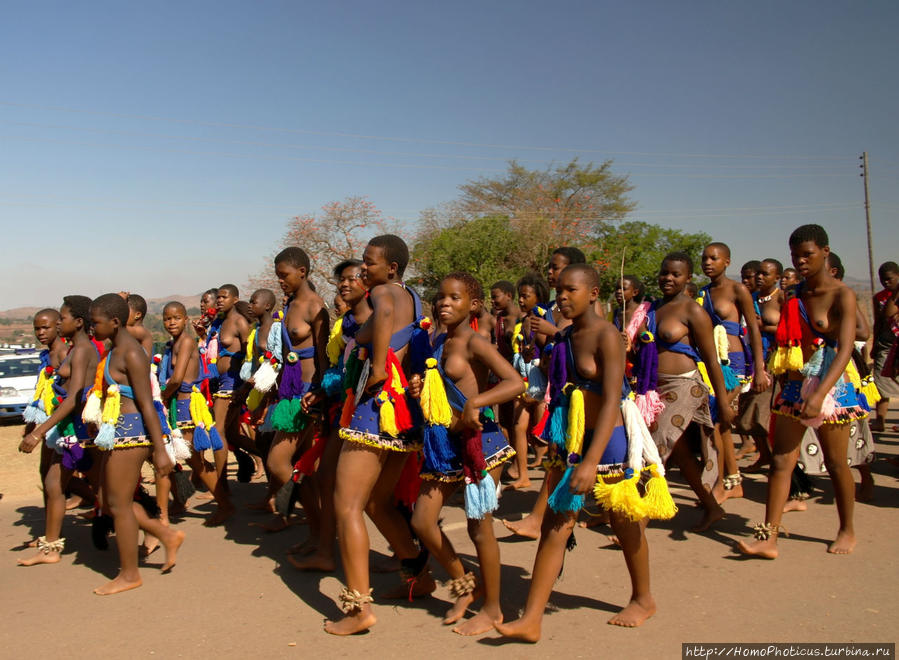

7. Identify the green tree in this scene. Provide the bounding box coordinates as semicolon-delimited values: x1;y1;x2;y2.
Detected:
591;221;711;299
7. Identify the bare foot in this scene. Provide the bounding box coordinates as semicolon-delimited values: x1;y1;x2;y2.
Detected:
247;498;275;513
503;516;540;539
606;535;621;547
782;499;807;513
203;504;235;527
690;504;725;532
713;482;743;504
324;608;377;635
442;591;476;625
93;574;143;595
735;536;778;559
505;466;520;481
17;550;61;566
161;530;185;572
735;442;757;460
252;456;266;481
744;460;770;474
381;571;436;600
287;537;317;555
288;552;336;572
454;609;501;636
65;495;83;510
608;596;657;627
856;480;875;503
194;492;215;502
828;530;856;555
494;617;541;643
140;536;160;558
503;479;531;492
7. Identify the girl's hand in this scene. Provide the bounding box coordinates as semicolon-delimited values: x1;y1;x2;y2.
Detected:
153;448;174;477
406;374;422;399
460;400;483;431
568;462;596;495
19;432;42;453
800;391;824;420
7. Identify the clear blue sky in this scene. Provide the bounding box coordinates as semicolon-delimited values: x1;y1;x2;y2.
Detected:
1;1;897;309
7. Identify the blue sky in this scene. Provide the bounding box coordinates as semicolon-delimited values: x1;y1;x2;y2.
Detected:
1;1;897;309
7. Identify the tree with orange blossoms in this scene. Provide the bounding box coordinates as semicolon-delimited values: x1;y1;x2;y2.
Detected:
249;196;394;306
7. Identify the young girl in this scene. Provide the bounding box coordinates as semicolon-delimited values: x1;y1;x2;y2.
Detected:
410;273;523;635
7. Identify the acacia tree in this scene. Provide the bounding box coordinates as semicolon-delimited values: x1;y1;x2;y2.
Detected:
249;196;393;299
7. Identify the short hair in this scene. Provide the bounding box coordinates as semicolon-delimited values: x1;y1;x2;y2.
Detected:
91;293;130;326
34;308;60;321
741;260;761;274
126;294;147;317
251;289;276;310
621;274;645;298
275;247;311;273
827;252;845;280
561;263;600;288
516;272;550;304
443;272;484;302
552;247;586;265
789;224;828;248
62;295;93;328
685;281;699;298
878;261;899;279
203;288;218;299
234;300;254;322
761;258;784;276
368;234;410;277
662;251;694;274
163;301;187;315
706;242;731;258
490;280;515;297
333;259;363;279
218;284;239;298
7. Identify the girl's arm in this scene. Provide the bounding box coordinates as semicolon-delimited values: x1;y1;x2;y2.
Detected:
22;345;92;450
460;335;525;428
689;304;734;427
126;346;173;476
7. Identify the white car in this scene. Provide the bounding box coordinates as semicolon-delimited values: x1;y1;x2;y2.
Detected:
0;352;44;420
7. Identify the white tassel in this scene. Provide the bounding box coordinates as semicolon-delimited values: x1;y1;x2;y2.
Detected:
252;360;279;393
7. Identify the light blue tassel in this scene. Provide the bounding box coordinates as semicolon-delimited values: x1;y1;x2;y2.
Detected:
544;399;568;449
267;321;283;359
94;423;116;451
24;403;48;425
322;367;344;397
193;426;212;451
208;426;224;451
423;424;456;473
801;344;825;377
239;361;253;382
464;474;498;520
512;352;528;379
45;424;61;450
526;363;547;399
548;465;585;513
721;363;740;392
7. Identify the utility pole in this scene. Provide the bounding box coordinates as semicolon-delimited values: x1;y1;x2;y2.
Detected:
860;152;875;293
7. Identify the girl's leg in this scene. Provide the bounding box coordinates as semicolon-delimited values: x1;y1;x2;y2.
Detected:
505;401;531;490
207;397;235;525
132;500;185;572
871;398;889;432
669;435;724;532
607;514;655;627
817;423;856;554
94;446;150;595
17;454;73;566
503;477;548;539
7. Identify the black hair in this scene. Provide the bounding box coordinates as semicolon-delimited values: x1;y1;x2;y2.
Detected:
685;281;699;298
219;283;239;298
561;263;600;288
34;308;60;321
761;258;784;276
91;293;130;326
783;267;798;277
275;246;311;273
368;234;410;277
234;300;254;322
516;272;551;304
662;251;694;274
126;294;147;317
878;261;899;279
741;260;762;274
552;247;586;265
490;280;515;297
251;289;277;310
203;288;218;299
706;242;731;258
789;224;829;248
333;259;363;279
620;274;645;298
443;272;484;302
827;252;845;280
61;295;93;329
163;301;187;315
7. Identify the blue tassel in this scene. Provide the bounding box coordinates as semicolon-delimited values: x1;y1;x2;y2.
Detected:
239;361;253;382
423;424;456;473
267;321;283;358
153;400;172;435
208;426;224;451
463;474;498;520
857;392;870;412
322;367;344;397
24;404;47;425
193;426;212;451
45;424;61;449
94;422;116;450
721;363;740;392
526;364;547;399
543;398;568;449
409;326;432;374
548;465;585;513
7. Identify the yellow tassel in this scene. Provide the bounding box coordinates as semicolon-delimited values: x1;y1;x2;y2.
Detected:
861;377;881;405
567;388;585;456
378;391;399;437
697;361;715;396
246;388;263;411
190;387;215;428
713;324;729;363
245;326;257;365
844;359;861;390
421;357;452;426
511;321;523;354
767;348;781;375
642;466;678;520
100;385;121;426
786;345;804;372
593;474;644;521
326;316;346;367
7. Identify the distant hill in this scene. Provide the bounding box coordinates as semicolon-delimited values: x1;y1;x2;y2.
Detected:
0;293;204;320
0;306;42;320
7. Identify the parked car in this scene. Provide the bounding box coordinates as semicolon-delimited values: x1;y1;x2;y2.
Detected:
0;352;43;421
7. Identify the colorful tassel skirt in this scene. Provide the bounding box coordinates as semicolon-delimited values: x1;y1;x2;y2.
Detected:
420;419;515;482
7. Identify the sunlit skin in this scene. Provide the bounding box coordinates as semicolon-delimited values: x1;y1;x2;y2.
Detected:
780;268;800;291
409;277;523;635
738;238;859;559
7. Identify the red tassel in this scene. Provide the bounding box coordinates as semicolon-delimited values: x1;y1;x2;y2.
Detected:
470;316;479;332
393;451;423;507
339;389;356;427
530;406;550;437
460;429;487;483
294;427;326;478
384;349;413;433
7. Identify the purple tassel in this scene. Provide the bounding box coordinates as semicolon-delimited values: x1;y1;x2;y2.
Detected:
547;341;568;396
278;359;305;399
634;333;658;395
